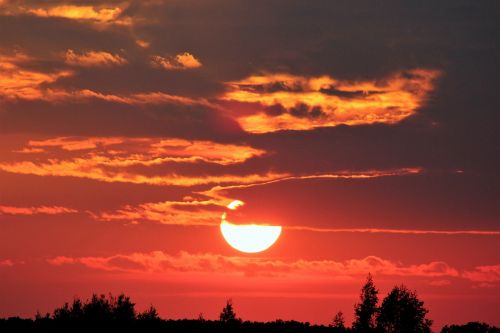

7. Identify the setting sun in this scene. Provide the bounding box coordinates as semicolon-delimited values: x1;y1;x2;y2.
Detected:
220;217;282;253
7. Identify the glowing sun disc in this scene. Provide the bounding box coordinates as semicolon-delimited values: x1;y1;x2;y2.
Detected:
220;220;282;253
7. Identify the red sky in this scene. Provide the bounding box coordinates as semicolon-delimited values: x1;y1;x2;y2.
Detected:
0;1;499;331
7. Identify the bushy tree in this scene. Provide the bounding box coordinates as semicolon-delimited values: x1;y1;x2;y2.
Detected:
377;285;432;333
111;294;136;321
137;305;160;321
52;293;137;322
330;311;346;332
82;294;112;321
353;273;379;332
219;299;239;323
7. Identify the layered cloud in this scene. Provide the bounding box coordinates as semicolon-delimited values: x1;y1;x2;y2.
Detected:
46;251;463;280
0;52;72;101
221;69;440;133
0;136;274;186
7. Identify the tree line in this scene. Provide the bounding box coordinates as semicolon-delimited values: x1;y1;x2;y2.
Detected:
0;274;498;332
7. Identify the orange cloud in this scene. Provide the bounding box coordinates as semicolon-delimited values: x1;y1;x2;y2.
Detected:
1;136;275;186
0;52;212;106
0;205;77;215
23;136;266;164
0;2;130;25
97;199;223;226
135;39;151;48
65;49;127;67
221;69;440;133
0;53;72;101
151;53;202;70
0;160;287;186
46;251;461;280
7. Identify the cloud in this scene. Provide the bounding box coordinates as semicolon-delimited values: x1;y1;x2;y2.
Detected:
24;137;266;164
0;136;280;187
0;259;14;267
96;199;222;226
65;49;127;67
0;52;72;101
0;51;211;107
202;168;423;201
46;251;462;280
221;69;440;133
285;226;500;236
0;205;77;215
151;53;202;70
0;160;287;186
0;1;131;25
463;265;500;283
94;168;422;225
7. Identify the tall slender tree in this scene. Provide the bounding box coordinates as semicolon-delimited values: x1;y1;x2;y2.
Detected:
353;273;379;332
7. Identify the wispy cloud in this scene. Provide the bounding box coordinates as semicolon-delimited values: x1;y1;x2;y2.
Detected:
96;199;223;226
65;49;127;67
201;168;423;200
93;168;422;225
24;137;266;164
221;69;440;133
463;265;500;283
0;205;77;215
1;136;274;186
285;226;500;236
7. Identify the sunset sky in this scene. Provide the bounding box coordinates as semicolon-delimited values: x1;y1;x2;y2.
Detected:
0;0;499;330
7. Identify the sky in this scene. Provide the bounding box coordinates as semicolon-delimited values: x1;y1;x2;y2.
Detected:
0;0;499;330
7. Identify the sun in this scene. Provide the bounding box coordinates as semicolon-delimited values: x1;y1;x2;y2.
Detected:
220;200;282;253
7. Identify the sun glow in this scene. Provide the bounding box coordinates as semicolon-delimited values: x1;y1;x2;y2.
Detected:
220;201;282;253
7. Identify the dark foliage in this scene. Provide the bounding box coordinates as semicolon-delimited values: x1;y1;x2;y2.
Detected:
0;283;497;333
441;322;500;333
376;285;432;333
352;273;379;332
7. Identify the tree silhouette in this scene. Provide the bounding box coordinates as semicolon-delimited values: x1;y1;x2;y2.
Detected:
82;294;112;321
137;305;160;321
441;322;500;333
111;294;136;321
1;287;498;332
330;311;346;332
353;273;379;332
377;285;432;333
219;299;239;323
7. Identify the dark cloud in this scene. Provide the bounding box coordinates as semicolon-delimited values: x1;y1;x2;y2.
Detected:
319;87;376;99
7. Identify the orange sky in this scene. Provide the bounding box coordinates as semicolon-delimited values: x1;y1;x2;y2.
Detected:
0;1;499;331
